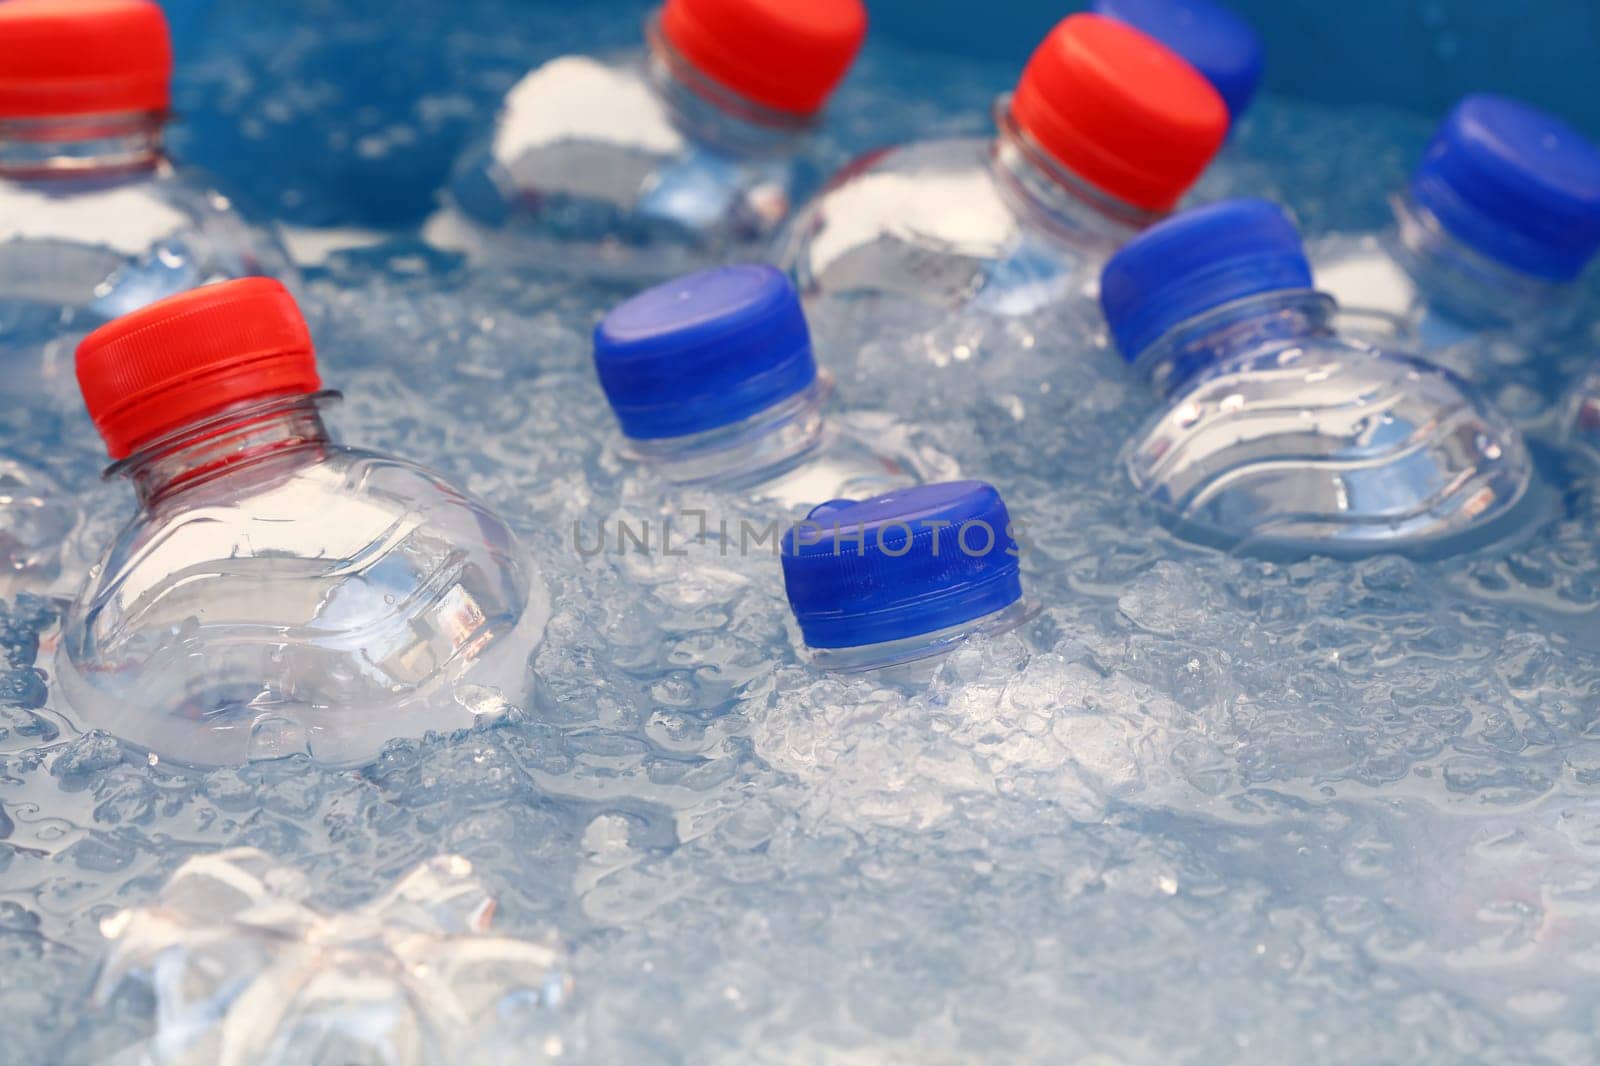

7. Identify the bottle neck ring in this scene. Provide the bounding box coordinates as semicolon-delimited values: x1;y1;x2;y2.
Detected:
990;96;1164;247
644;14;815;154
0;110;167;178
1390;191;1574;328
808;598;1034;674
1131;289;1338;397
624;376;830;489
113;392;339;507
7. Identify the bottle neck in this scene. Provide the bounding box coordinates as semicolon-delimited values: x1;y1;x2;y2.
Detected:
989;98;1163;250
1390;192;1572;329
809;598;1034;675
642;13;814;158
0;110;167;180
624;377;830;489
113;393;336;508
1133;290;1338;397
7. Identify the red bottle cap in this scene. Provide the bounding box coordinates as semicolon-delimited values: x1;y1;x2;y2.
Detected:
659;0;867;118
0;0;171;120
77;279;322;460
1011;13;1228;213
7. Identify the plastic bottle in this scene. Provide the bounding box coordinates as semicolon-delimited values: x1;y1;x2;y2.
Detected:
1101;199;1533;557
1090;0;1264;125
1312;94;1600;350
427;0;867;282
59;279;548;768
780;481;1029;672
0;0;295;398
593;264;954;510
777;13;1228;350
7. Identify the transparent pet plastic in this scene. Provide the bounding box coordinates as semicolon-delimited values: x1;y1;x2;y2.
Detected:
778;101;1156;346
58;395;549;768
620;377;959;512
0;113;296;400
1127;291;1533;557
426;18;813;283
807;598;1036;677
1310;192;1581;350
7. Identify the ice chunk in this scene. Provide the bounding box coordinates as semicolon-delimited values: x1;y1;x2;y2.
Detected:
96;849;573;1065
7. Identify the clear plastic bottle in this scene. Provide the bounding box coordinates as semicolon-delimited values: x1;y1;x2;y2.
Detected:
1311;94;1600;352
777;13;1229;350
0;0;294;594
426;0;866;283
0;0;295;400
1102;199;1533;557
780;481;1030;673
59;279;549;769
593;264;955;511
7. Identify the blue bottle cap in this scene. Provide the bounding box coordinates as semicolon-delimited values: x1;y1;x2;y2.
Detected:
593;264;817;440
781;481;1024;650
1410;94;1600;282
1100;197;1312;363
1091;0;1264;122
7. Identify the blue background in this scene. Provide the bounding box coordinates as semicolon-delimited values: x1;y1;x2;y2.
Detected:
152;0;1600;228
869;1;1600;134
156;0;1600;132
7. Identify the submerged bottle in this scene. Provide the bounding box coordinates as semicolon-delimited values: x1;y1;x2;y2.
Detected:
0;0;294;397
1101;199;1533;557
777;13;1228;348
593;264;953;510
780;481;1029;672
60;279;549;768
428;0;867;282
1312;94;1600;350
1090;0;1264;125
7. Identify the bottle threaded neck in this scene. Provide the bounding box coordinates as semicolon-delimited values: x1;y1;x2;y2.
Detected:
0;110;166;177
116;393;337;506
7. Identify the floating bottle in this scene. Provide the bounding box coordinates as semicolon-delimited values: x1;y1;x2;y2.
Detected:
1103;199;1533;556
781;481;1028;672
594;264;953;510
778;13;1228;352
429;0;867;282
0;0;294;397
1313;94;1600;350
60;279;548;767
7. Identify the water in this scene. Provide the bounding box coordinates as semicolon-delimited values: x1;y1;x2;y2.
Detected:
1;3;1600;1061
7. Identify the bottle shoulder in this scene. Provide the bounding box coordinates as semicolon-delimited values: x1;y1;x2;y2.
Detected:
59;445;545;767
1129;335;1533;556
784;137;1015;264
0;161;294;316
82;447;526;612
435;51;802;280
490;52;683;168
780;137;1101;318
